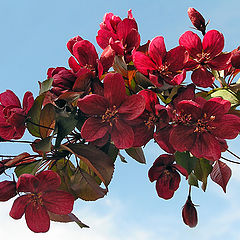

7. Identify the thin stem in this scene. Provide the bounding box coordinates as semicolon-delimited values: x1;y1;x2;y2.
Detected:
221;156;240;165
27;120;55;130
226;149;240;160
0;139;33;144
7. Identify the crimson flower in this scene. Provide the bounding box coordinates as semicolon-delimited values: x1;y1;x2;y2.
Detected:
96;10;140;63
133;36;188;88
78;72;145;149
0;90;34;140
9;170;74;233
182;196;198;228
131;89;169;147
148;154;188;200
169;97;240;160
0;180;16;201
179;30;231;88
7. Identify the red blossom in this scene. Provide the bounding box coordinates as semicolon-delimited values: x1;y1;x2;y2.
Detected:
96;10;140;63
9;170;74;233
133;36;188;88
182;196;198;228
169;97;240;160
0;90;34;140
179;30;231;87
148;154;188;200
78;72;145;149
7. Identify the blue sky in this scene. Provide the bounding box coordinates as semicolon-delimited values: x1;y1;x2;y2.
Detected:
1;0;240;239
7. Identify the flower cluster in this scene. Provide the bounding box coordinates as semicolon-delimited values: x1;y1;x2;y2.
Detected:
0;7;240;232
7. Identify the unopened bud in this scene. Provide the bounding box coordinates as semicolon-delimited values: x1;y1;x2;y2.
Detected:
182;196;198;228
0;181;17;201
231;51;240;69
188;8;206;35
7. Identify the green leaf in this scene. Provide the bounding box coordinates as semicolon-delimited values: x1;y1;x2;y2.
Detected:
188;173;199;188
194;158;213;191
33;136;53;153
174;151;197;175
39;78;53;95
15;161;40;177
26;94;45;137
207;88;239;106
125;147;146;164
55;108;78;148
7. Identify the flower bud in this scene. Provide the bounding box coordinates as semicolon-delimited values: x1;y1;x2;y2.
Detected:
231;51;240;69
187;8;206;35
182;196;198;228
0;181;17;201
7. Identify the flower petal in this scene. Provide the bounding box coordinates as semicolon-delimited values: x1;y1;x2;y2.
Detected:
78;94;109;115
177;100;202;120
0;90;21;107
111;120;134;149
104;73;127;106
179;31;202;58
202;30;224;58
17;174;39;193
25;202;50;233
191;67;214;88
149;36;166;67
42;190;74;215
208;53;231;70
133;51;157;75
81;117;109;142
9;195;29;219
118;95;145;120
22;91;34;113
36;170;61;192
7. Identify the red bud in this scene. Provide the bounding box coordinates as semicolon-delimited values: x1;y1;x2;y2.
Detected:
0;181;17;201
182;196;198;228
231;51;240;69
187;8;206;35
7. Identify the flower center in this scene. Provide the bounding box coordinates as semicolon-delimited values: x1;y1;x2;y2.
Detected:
101;105;119;126
29;192;43;209
194;113;216;133
144;113;157;129
196;52;211;65
173;110;192;125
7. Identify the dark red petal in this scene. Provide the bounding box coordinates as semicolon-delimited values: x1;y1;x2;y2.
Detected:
156;171;180;200
191;67;214;88
67;36;83;54
104;73;127;106
0;90;21;107
177;100;202;120
36;170;61;192
174;164;188;178
72;40;98;67
132;123;154;147
202;97;231;116
170;125;196;152
100;46;115;72
151;154;175;168
22;91;34;113
81;117;109;142
138;89;159;112
166;70;186;86
124;29;140;50
109;38;124;56
202;30;224;58
208;53;231;70
190;132;221;160
118;95;145;120
78;94;109;115
25;202;50;233
184;59;199;70
17;174;39;193
116;18;138;43
149;36;166;67
148;165;165;182
9;195;29;219
179;31;202;59
133;51;157;75
210;114;240;139
68;56;80;73
182;196;198;228
111;120;134;149
0;181;16;201
96;29;117;49
42;190;74;215
154;126;175;154
166;46;189;71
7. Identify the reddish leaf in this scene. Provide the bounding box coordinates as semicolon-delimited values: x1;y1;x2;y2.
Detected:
210;160;232;193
